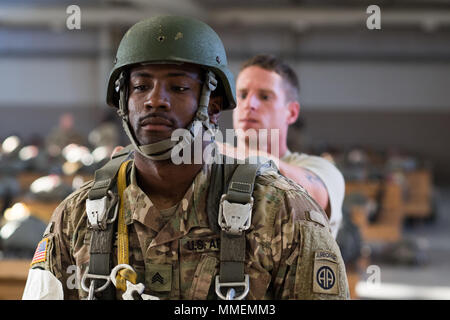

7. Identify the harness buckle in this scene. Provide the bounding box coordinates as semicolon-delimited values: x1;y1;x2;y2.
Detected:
218;194;253;235
86;191;118;230
110;264;160;301
215;274;250;300
81;267;112;300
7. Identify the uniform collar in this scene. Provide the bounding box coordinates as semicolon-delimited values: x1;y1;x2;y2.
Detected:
122;161;212;247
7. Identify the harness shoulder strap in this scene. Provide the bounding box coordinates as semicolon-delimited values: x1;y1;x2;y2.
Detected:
83;145;133;300
88;145;133;201
210;156;277;300
207;156;277;232
206;156;239;234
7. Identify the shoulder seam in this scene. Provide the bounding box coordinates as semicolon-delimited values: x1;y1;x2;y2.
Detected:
256;172;307;193
65;180;93;202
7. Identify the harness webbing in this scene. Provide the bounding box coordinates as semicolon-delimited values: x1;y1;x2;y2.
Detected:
216;158;275;299
86;147;277;300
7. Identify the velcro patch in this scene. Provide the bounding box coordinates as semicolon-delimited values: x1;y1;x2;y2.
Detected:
229;182;252;193
307;210;327;227
313;250;339;295
31;238;49;266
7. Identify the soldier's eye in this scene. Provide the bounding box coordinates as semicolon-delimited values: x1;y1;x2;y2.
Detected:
133;85;148;92
238;92;247;99
173;86;189;92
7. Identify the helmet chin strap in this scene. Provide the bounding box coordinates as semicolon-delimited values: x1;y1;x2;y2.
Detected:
115;70;218;161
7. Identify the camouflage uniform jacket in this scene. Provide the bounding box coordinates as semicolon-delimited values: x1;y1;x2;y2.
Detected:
29;161;350;300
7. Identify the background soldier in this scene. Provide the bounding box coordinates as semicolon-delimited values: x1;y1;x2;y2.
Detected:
22;16;349;300
222;54;345;238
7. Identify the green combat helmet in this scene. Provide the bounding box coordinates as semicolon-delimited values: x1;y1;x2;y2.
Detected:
106;15;236;160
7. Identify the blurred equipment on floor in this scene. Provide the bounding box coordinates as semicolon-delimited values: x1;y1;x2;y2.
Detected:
308;144;437;299
0;203;47;259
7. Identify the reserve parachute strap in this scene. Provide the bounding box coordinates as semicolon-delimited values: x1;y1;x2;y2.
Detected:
114;160;158;299
114;159;148;295
117;160;132;266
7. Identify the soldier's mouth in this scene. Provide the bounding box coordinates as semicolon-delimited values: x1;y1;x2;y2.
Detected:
238;118;261;129
140;115;173;131
239;118;259;124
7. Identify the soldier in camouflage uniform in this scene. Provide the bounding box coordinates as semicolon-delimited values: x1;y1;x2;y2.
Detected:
22;16;349;300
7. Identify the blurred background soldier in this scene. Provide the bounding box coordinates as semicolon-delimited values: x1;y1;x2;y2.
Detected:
221;54;345;238
45;113;85;158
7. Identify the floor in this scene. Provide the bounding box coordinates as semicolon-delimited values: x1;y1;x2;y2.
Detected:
356;187;450;299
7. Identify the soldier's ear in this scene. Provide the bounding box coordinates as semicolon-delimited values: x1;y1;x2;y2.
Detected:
286;101;300;125
208;96;222;125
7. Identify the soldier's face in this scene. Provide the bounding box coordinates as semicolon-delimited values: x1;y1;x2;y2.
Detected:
127;63;203;145
233;66;292;134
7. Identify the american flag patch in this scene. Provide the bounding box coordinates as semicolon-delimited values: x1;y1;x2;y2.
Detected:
31;238;48;266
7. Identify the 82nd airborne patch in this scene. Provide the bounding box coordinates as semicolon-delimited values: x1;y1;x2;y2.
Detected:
313;250;339;295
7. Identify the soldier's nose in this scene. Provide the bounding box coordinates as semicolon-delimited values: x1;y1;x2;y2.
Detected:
144;84;170;110
243;94;259;111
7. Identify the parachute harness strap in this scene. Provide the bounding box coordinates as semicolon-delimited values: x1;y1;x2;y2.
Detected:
215;158;277;300
83;146;133;300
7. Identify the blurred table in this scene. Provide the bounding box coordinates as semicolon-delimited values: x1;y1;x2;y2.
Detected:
403;169;433;219
14;172;93;222
346;180;404;243
14;197;60;222
17;172;93;192
0;259;30;300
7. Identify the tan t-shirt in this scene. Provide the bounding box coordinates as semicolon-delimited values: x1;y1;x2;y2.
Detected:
282;150;345;238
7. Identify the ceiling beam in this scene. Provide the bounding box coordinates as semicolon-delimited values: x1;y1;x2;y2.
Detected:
0;1;205;29
2;5;450;32
210;7;450;32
